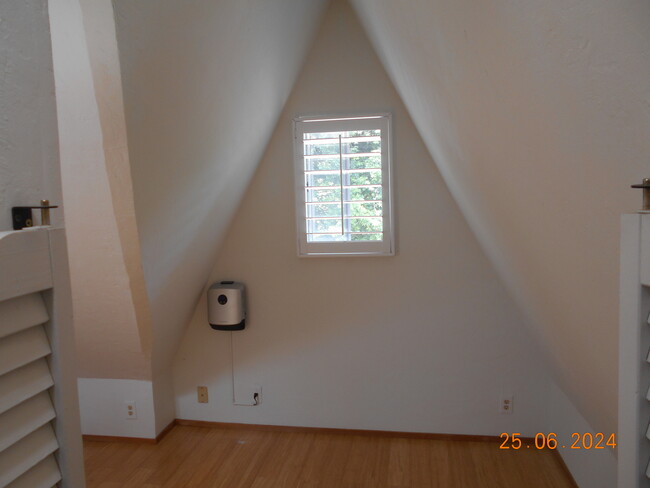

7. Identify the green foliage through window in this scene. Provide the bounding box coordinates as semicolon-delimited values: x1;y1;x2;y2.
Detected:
303;129;383;242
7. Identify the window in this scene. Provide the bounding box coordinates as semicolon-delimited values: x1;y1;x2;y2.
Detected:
293;114;394;257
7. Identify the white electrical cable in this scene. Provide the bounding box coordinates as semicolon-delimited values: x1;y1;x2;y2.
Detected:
230;331;236;404
230;330;258;406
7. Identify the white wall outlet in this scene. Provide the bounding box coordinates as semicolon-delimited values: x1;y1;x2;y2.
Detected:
125;400;137;419
499;395;514;414
197;386;208;403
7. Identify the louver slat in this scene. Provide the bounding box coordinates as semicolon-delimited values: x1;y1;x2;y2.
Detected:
0;360;53;416
0;392;56;452
5;455;61;488
0;327;51;376
0;424;58;487
0;294;48;340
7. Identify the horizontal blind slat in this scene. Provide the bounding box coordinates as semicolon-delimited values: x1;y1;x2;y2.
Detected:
5;455;61;488
0;327;51;376
304;169;381;175
304;152;379;159
305;184;382;190
0;424;58;487
306;217;383;221
303;136;381;144
0;392;56;452
0;360;53;416
0;294;48;339
307;231;384;236
306;200;382;205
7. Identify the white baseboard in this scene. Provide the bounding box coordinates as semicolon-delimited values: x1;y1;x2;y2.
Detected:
77;378;156;438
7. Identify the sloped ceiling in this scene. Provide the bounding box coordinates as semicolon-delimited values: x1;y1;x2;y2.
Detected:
50;0;151;380
112;0;329;377
110;0;649;436
351;0;650;433
174;0;552;436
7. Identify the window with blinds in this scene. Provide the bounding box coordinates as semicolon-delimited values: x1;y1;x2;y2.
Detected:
293;114;394;256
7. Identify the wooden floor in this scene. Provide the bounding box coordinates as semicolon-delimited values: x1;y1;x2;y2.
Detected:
83;425;576;488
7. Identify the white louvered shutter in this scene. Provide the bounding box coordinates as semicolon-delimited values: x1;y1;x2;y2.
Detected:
0;292;61;488
293;114;394;257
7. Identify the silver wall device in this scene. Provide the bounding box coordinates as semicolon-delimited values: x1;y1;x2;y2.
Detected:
208;281;246;330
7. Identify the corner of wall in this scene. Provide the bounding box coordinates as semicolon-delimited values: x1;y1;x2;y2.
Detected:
546;381;617;487
152;369;176;435
77;378;157;439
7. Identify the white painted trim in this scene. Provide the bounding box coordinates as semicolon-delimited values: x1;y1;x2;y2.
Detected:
293;113;394;257
45;228;86;488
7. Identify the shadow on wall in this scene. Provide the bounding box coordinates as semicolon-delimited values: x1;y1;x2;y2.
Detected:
148;161;262;376
113;0;330;395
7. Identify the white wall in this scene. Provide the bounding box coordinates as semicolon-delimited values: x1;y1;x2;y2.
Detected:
50;0;160;437
49;0;150;381
113;0;330;394
351;0;650;439
0;0;63;231
174;0;551;436
546;381;617;488
77;378;156;438
79;0;153;377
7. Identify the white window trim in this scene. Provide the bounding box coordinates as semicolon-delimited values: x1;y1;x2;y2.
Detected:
293;113;395;257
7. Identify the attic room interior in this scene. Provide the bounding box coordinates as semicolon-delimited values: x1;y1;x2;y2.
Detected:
1;0;649;486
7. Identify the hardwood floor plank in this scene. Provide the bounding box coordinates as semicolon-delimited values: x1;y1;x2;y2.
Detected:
195;430;274;488
83;425;577;488
297;434;352;488
387;438;410;487
253;432;316;488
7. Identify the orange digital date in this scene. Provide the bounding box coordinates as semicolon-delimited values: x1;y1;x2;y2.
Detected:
499;432;617;450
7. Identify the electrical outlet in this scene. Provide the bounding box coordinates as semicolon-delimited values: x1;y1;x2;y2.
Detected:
500;395;514;414
125;401;137;420
234;384;262;406
197;386;209;404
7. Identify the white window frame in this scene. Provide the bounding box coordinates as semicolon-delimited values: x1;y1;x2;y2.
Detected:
293;113;394;257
